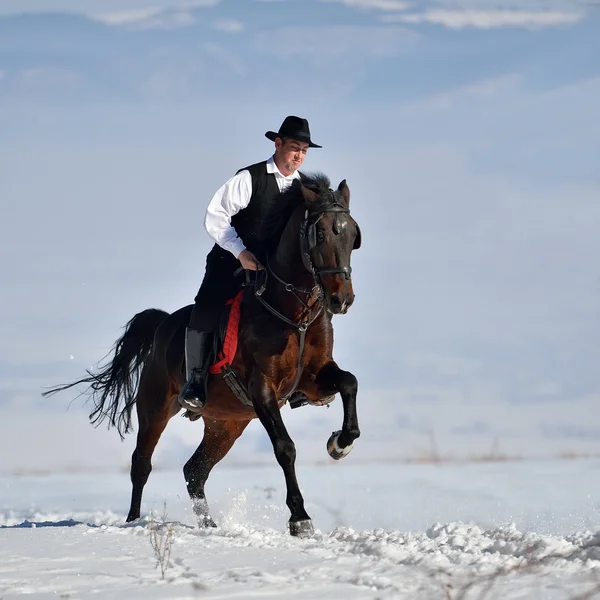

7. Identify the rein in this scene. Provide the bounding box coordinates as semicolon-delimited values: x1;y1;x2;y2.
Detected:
245;264;323;403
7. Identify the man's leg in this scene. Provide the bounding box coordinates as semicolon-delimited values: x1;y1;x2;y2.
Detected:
178;328;212;410
179;251;239;410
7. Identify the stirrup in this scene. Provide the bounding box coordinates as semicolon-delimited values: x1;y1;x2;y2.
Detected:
179;397;205;412
179;394;205;412
289;391;336;409
178;374;206;412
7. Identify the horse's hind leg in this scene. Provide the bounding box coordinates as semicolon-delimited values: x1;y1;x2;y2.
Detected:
126;368;177;522
183;417;250;528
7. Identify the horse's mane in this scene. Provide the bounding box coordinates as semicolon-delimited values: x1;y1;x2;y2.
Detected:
260;172;333;259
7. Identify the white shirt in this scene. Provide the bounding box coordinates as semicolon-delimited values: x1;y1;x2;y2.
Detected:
204;155;301;259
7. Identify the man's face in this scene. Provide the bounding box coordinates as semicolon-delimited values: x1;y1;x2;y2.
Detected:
274;138;309;175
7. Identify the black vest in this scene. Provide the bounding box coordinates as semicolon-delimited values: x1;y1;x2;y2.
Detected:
230;161;282;257
209;161;291;264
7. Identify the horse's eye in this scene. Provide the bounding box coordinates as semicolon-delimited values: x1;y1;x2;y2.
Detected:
317;231;326;243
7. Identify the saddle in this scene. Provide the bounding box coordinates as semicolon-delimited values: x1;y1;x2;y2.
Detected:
204;275;254;408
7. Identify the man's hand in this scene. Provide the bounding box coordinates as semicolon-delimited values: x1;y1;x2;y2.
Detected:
238;249;263;271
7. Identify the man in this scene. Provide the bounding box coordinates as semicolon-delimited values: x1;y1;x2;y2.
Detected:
179;116;322;411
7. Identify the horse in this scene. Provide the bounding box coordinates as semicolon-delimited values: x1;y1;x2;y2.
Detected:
44;173;362;537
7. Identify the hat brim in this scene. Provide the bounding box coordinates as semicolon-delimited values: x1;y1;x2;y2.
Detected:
265;131;322;148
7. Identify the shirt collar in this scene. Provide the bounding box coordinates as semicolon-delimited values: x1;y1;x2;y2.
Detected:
266;155;301;180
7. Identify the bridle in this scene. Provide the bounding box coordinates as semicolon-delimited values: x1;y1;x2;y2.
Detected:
251;189;358;321
244;189;359;402
299;193;354;282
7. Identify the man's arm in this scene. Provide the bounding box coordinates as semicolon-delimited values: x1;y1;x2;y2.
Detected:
203;170;262;270
204;170;252;258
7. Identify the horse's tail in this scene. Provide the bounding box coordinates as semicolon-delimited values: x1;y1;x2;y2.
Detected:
43;308;170;439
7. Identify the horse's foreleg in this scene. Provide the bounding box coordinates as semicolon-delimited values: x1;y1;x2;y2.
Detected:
315;361;360;460
183;417;250;528
250;377;313;537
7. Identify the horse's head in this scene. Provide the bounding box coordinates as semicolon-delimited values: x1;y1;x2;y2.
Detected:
300;179;361;315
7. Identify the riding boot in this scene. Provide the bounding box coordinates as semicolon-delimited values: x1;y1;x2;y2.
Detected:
178;327;211;411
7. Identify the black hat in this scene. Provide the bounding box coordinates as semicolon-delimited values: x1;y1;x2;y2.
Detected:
265;116;322;148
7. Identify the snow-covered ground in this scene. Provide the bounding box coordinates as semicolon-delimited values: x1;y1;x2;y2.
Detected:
2;459;600;598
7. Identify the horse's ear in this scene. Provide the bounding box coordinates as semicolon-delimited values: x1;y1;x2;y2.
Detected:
301;184;318;205
337;179;350;206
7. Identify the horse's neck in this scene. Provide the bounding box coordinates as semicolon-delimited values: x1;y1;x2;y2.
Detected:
271;205;307;281
268;205;316;314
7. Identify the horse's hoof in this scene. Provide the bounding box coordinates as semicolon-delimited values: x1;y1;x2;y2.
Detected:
289;519;314;538
197;515;217;528
192;498;217;528
327;430;354;460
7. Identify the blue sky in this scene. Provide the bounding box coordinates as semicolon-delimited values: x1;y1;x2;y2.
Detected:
1;0;599;471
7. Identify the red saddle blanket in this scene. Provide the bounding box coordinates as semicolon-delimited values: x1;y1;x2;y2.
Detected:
208;290;243;375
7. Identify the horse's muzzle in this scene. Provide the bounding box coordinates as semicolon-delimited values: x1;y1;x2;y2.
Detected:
327;292;354;315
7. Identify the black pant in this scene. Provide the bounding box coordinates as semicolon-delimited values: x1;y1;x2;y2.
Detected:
189;245;242;333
